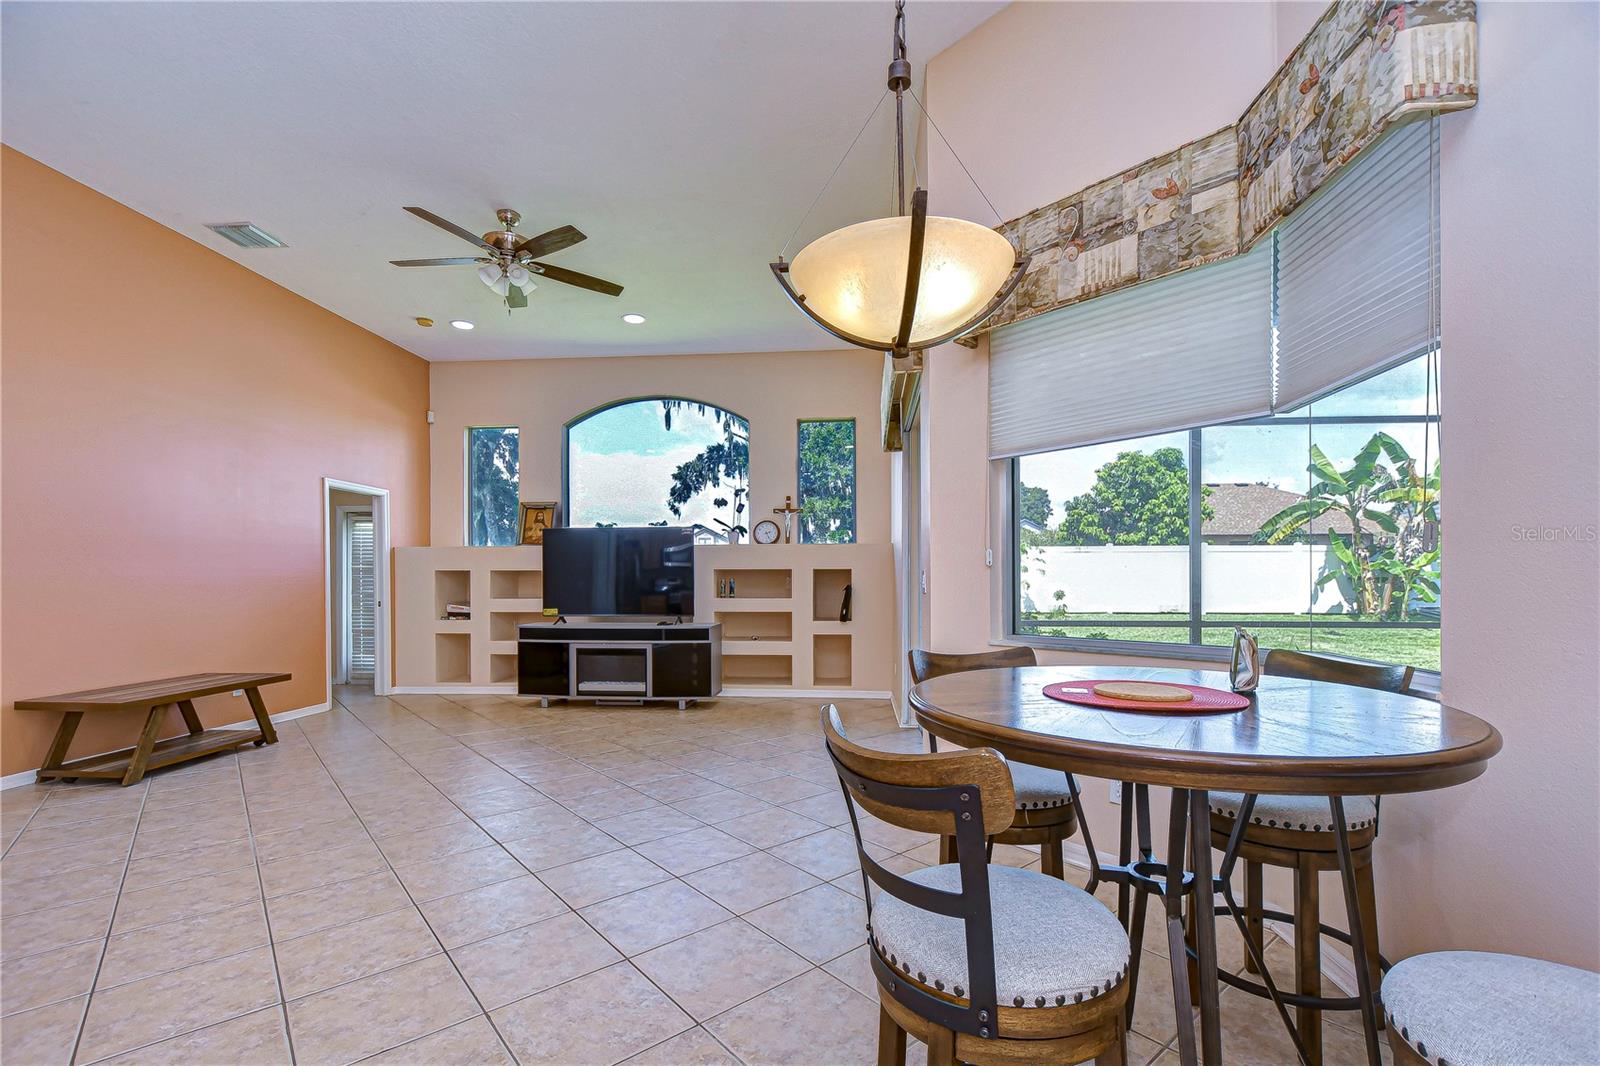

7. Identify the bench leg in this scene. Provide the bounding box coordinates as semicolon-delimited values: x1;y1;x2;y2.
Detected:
39;711;84;778
177;699;204;735
243;687;278;745
122;704;171;786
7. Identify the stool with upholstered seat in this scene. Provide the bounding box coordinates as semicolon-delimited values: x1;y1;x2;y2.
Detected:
1207;648;1413;1065
822;704;1132;1065
1381;951;1599;1065
909;648;1093;880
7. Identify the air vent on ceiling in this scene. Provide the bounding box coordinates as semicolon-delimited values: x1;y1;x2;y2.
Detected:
205;222;286;249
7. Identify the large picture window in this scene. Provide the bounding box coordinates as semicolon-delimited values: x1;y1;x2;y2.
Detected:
1013;354;1441;673
797;419;856;544
566;398;750;539
467;426;520;546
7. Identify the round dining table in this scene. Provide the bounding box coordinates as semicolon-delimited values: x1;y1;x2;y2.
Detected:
908;664;1502;1066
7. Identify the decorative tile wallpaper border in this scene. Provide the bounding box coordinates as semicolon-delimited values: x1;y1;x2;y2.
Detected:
971;0;1476;340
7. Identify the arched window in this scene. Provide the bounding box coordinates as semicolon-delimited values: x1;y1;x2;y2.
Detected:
565;398;750;539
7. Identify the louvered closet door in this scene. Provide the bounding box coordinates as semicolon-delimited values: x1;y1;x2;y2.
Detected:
347;515;377;680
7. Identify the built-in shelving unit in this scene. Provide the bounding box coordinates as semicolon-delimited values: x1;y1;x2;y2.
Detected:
398;541;892;694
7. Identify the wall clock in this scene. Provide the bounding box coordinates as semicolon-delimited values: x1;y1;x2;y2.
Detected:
752;519;781;545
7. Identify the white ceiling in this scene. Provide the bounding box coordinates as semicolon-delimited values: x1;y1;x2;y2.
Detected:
1;0;1005;361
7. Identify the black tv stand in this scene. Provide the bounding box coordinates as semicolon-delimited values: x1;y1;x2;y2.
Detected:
517;621;722;709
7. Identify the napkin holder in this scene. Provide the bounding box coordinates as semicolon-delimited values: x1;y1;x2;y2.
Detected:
1230;627;1261;693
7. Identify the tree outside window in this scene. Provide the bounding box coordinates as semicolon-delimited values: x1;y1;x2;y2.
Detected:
798;419;856;544
467;426;519;546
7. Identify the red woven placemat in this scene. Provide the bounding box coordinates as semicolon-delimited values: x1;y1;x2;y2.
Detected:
1042;680;1250;714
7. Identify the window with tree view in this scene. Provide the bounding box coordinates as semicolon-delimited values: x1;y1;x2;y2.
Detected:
797;419;856;543
467;426;520;546
1014;354;1441;672
567;399;750;540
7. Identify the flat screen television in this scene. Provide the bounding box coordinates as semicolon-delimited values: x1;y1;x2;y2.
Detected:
541;526;696;618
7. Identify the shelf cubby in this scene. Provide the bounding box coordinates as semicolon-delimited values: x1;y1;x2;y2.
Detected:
713;568;792;600
435;633;471;684
812;569;852;622
715;610;792;642
490;611;543;642
490;569;542;600
722;654;793;687
490;653;518;685
435;570;471;619
813;634;852;687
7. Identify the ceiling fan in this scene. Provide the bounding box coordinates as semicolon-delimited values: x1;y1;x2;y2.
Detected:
390;207;623;310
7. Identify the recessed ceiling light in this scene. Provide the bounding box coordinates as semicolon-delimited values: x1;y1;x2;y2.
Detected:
621;313;647;325
450;320;475;330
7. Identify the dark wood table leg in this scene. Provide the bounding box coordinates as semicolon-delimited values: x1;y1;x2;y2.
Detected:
243;686;278;745
177;699;204;735
38;711;84;779
122;704;171;786
1164;788;1198;1066
1188;789;1223;1066
1331;797;1384;1065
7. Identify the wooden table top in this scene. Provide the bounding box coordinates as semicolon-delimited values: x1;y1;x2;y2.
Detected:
15;672;292;713
909;665;1501;795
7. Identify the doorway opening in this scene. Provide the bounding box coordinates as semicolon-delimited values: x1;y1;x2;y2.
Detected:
324;479;391;709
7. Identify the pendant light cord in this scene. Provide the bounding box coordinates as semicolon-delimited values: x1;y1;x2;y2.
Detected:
908;87;1008;226
779;90;890;259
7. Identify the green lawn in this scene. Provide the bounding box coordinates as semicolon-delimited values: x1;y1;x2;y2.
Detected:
1019;612;1439;672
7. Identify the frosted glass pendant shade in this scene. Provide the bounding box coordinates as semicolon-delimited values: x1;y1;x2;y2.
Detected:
788;214;1017;348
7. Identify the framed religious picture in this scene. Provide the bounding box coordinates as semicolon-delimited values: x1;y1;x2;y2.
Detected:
518;501;560;545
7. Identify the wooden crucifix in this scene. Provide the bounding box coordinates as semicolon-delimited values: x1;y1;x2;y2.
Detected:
773;495;803;544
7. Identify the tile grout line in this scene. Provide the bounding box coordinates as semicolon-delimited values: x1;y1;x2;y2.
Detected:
64;774;153;1066
290;694;524;1065
384;694;877;1060
235;731;301;1066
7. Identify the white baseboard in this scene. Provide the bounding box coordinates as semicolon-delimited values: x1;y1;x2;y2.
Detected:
390;685;518;695
722;687;892;701
1059;839;1359;996
389;685;891;701
1;701;333;792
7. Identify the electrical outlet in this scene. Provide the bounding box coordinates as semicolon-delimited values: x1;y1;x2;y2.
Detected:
1108;781;1123;804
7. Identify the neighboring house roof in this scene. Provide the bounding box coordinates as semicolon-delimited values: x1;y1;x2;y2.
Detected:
1201;483;1373;538
1019;518;1046;534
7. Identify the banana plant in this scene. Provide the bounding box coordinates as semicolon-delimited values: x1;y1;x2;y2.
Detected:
1256;432;1439;618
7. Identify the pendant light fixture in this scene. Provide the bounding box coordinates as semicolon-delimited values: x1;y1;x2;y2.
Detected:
771;1;1027;359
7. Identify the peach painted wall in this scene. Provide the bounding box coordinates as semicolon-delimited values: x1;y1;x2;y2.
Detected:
427;350;891;547
1;147;431;778
922;0;1600;970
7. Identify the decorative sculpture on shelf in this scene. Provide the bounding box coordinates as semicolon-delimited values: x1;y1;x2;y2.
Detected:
772;495;803;544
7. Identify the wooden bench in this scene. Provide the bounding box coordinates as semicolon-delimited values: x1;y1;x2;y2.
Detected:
17;672;290;786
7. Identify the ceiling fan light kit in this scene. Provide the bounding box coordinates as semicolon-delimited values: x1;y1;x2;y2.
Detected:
390;205;622;313
770;0;1026;359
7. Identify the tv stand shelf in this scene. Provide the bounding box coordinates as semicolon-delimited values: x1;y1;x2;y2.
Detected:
518;622;722;708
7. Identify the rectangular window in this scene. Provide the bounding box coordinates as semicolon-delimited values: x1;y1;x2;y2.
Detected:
797;419;856;544
1013;354;1440;674
467;426;520;546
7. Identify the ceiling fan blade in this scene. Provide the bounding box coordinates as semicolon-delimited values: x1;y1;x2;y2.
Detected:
506;285;529;310
515;225;586;260
531;262;623;297
389;257;488;267
402;206;497;253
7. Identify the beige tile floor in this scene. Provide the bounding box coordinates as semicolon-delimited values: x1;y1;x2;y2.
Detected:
0;690;1392;1065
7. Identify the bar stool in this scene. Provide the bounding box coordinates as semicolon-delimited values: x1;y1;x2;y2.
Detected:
822;705;1132;1065
909;648;1093;880
1381;950;1599;1064
1207;648;1414;1064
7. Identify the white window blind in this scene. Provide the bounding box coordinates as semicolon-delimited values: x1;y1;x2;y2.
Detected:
1274;117;1439;412
347;515;376;680
988;240;1273;459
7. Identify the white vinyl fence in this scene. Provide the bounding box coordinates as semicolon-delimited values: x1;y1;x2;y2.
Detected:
1019;544;1348;615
